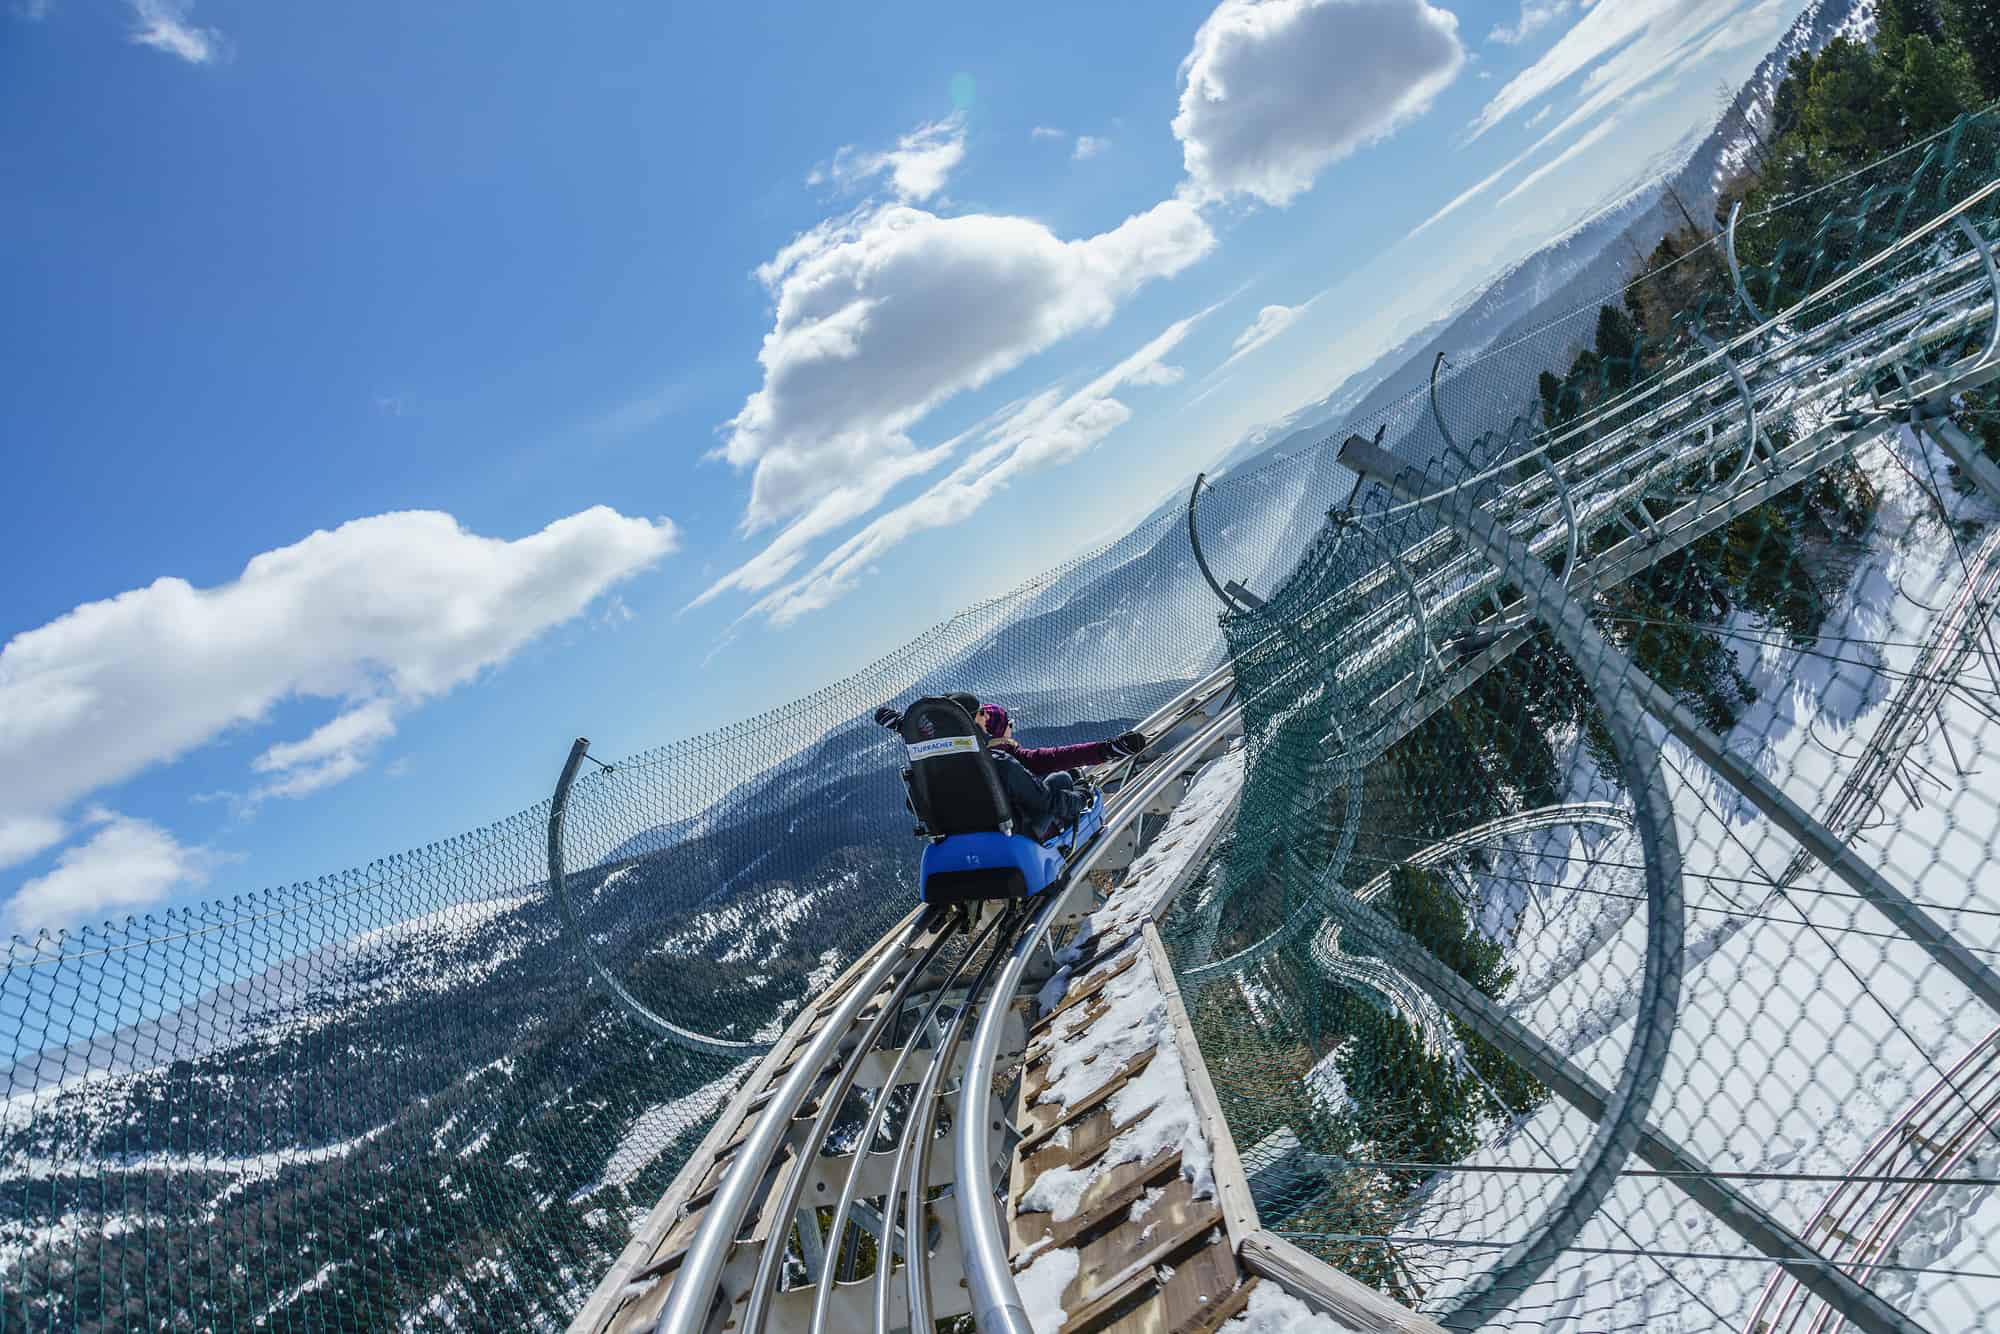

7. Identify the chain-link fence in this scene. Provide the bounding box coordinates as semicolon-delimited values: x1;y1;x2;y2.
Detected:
5;85;2000;1334
1158;103;2000;1333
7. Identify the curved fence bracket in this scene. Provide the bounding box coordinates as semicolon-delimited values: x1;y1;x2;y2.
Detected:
548;738;774;1058
1335;439;1930;1334
1334;435;1687;1329
1694;327;1765;486
1726;199;1768;324
1187;472;1265;613
1957;213;2000;372
1429;353;1480;477
1338;435;1945;1334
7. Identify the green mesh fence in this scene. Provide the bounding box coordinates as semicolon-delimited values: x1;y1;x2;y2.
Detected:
6;83;2000;1334
1159;101;2000;1332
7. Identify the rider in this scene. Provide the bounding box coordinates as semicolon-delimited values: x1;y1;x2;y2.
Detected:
970;703;1147;775
872;696;1146;840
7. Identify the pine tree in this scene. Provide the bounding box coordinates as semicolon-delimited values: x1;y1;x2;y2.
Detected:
1803;37;1901;173
1877;0;1948;48
1769;50;1817;144
1887;33;1983;136
1942;0;2000;97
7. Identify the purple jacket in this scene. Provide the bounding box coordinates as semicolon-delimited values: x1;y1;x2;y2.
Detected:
991;737;1117;776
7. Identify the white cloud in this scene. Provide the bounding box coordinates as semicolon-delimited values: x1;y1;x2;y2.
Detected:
0;507;676;873
250;699;399;801
1174;0;1465;206
741;316;1201;625
1526;104;1554;128
809;117;968;202
1467;0;1755;141
1226;303;1303;365
7;810;223;932
717;197;1214;532
1073;135;1110;161
1489;0;1572;45
1411;149;1530;236
1496;115;1622;204
1031;126;1068;141
128;0;227;64
687;462;946;608
0;815;65;869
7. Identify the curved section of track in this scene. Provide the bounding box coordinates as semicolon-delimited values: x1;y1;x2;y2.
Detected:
1306;803;1636;1059
1743;1026;2000;1334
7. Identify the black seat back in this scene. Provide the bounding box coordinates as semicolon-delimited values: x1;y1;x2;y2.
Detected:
899;697;1013;836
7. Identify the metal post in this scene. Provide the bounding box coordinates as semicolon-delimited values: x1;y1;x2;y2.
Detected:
547;738;772;1058
1726;199;1768;324
1956;215;2000;372
1188;472;1255;614
1926;414;2000;507
1692;328;1766;487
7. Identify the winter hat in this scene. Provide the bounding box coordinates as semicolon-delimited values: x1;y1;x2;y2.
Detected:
979;703;1011;736
947;691;981;716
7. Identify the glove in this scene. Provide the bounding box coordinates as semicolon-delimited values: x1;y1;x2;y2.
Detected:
874;706;903;730
1109;730;1148;757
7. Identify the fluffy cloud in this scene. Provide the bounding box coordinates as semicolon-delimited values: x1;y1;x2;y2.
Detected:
0;507;676;880
717;198;1214;532
1226;303;1304;365
1489;0;1573;45
249;698;399;801
1174;0;1465;206
7;810;223;932
742;317;1199;625
809;118;967;202
129;0;227;64
1073;135;1110;161
0;816;64;870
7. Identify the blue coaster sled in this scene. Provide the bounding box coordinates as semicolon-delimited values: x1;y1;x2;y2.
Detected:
918;788;1104;906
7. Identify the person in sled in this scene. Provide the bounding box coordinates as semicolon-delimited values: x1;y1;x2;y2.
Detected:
872;697;1146;772
968;703;1148;776
873;697;1145;841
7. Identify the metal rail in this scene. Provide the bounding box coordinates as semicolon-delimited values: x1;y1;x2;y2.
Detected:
956;707;1247;1334
1745;1027;2000;1333
606;672;1240;1334
1306;803;1635;1058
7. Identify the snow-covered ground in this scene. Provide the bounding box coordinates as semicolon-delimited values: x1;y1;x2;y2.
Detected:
1395;430;2000;1330
1013;745;1246;1332
568;1055;756;1202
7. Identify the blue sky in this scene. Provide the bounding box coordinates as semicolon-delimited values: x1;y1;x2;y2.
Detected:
0;0;1813;930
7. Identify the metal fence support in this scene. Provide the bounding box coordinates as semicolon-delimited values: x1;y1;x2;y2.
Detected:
1726;199;1769;324
1925;414;2000;506
1693;328;1766;487
1337;437;1930;1334
1340;438;2000;1020
1333;439;1688;1331
547;738;772;1057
